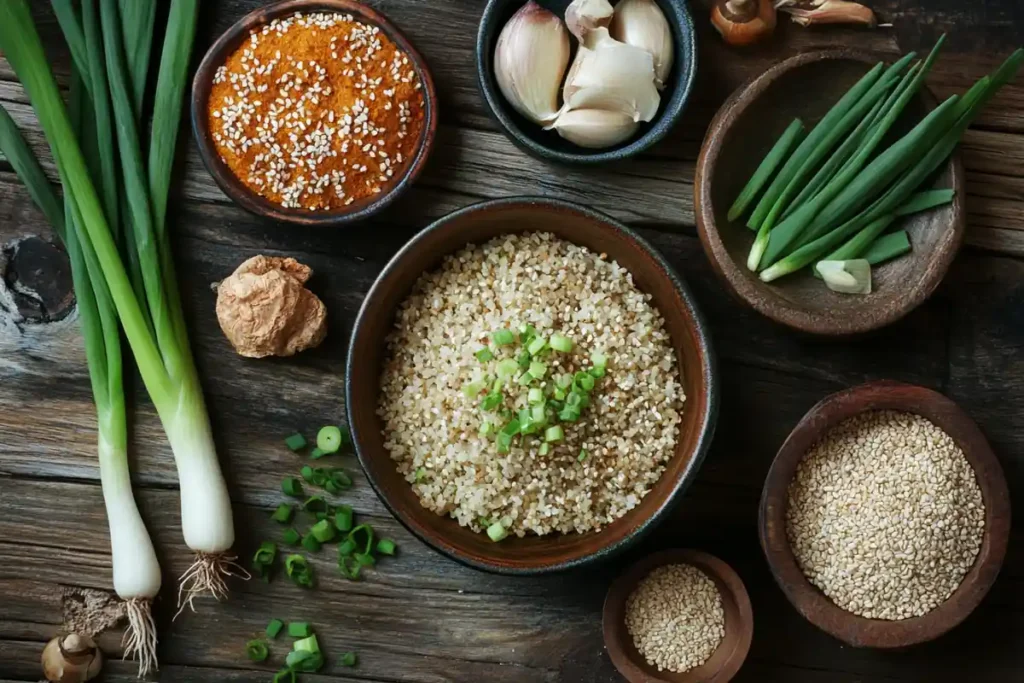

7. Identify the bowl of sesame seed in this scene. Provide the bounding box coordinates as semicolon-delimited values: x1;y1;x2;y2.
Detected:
346;197;718;573
191;0;437;226
760;381;1011;648
603;549;754;683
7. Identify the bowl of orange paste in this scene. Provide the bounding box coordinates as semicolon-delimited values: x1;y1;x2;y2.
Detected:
192;0;437;226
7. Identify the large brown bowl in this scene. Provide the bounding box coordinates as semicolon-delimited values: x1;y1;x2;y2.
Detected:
190;0;438;227
695;50;966;336
603;549;754;683
346;198;718;574
759;381;1011;648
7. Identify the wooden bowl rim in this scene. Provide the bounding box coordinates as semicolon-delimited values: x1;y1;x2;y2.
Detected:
190;0;438;227
345;196;719;574
758;380;1012;648
603;549;754;683
694;49;967;336
474;0;698;165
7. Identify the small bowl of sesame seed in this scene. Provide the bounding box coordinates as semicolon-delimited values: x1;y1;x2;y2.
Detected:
760;380;1012;649
603;549;754;683
191;0;437;227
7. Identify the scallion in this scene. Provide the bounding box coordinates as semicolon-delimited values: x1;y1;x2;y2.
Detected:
282;528;301;546
272;504;293;524
894;189;955;216
475;347;494;362
863;230;912;265
246;639;269;662
377;539;397;556
282;478;303;497
301;533;321;553
266;619;284;639
339;652;358;667
287;622;312;638
550;333;573;353
338;538;357;557
578;449;589;462
728;117;805;221
487;522;508;542
527;336;547;355
492;329;515;346
544;426;564;442
316;425;343;454
335;505;354;532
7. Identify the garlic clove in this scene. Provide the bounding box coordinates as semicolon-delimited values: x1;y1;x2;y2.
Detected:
564;86;645;122
565;0;614;42
494;1;570;125
562;29;661;122
815;259;873;294
776;0;877;27
549;108;640;149
610;0;675;89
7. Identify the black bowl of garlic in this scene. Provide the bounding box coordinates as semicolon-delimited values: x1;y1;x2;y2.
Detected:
477;0;696;163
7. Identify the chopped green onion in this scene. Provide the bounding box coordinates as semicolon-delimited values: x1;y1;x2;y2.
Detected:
527;336;547;355
266;619;284;639
272;504;293;523
545;425;564;442
414;467;427;482
330;468;352;489
518;323;536;342
479;420;495;436
729;118;806;222
285;649;318;671
339;652;358;667
316;425;343;454
501;418;522;436
282;477;303;497
282;528;301;545
528;387;544;404
246;639;269;661
339;555;362;580
463;380;487;398
300;465;316;483
475;347;494;362
589;366;606;378
487;522;508;542
252;541;277;580
496;358;519;379
591;351;608;368
578;449;589;462
555;374;573;390
559;406;581;422
539;442;550;456
377;538;397;555
531;403;547;425
349;524;375;554
550;333;573;353
285;554;313;588
528;360;547;379
272;669;295;683
285;433;307;451
354;552;376;567
301;533;322;553
303;496;330;513
516;372;533;386
492;329;515;346
574;372;595;392
295;634;320;654
894;188;955;216
338;538;357;557
287;622;312;638
311;519;337;543
335;505;354;532
863;230;911;265
496;432;513;453
480;391;502;411
517;349;531;369
553;387;567;400
310;447;326;459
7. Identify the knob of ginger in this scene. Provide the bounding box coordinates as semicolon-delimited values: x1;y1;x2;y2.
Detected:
215;255;327;358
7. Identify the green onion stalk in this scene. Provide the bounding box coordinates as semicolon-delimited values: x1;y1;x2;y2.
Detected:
0;0;240;614
0;84;162;675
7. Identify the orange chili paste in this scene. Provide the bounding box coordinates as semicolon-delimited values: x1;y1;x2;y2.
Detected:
208;11;426;210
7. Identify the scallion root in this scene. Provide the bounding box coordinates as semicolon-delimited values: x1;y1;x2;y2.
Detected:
174;553;249;618
122;598;158;678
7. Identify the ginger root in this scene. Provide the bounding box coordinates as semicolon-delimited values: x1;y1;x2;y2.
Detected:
215;255;327;358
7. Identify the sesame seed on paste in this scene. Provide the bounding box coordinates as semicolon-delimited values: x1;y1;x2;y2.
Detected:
207;11;426;211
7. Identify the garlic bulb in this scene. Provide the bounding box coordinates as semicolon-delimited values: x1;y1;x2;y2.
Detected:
815;259;873;294
560;28;661;123
494;1;570;125
565;0;614;41
610;0;675;89
549;109;640;148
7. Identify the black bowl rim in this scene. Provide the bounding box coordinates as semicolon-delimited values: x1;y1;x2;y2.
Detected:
190;0;438;227
345;196;719;574
475;0;698;165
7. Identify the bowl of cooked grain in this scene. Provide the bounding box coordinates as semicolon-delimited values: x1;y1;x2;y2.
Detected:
760;380;1011;648
346;197;718;573
603;549;753;683
191;0;437;226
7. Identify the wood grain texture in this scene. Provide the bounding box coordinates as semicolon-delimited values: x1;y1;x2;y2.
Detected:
0;0;1022;681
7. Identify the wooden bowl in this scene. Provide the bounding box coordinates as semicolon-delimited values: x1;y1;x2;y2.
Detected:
603;549;754;683
476;0;698;165
694;50;966;336
759;380;1011;648
190;0;438;227
346;198;718;573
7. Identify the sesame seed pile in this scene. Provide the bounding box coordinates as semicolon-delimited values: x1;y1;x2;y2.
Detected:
208;11;425;210
787;410;986;620
377;233;685;536
625;564;726;673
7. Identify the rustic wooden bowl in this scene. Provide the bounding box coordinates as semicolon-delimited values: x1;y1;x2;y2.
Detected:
346;198;718;573
759;380;1011;648
603;549;754;683
476;0;698;164
694;50;966;336
190;0;438;227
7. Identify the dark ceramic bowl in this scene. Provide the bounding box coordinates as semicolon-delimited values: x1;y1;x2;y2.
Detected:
604;549;754;683
191;0;438;227
695;50;965;336
346;198;718;574
476;0;697;165
760;381;1011;648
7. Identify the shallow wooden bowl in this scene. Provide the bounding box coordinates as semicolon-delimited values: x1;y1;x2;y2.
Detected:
695;50;966;336
346;198;718;573
476;0;698;165
190;0;438;227
759;380;1011;648
603;549;754;683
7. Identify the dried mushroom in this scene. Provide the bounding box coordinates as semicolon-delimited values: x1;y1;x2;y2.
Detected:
215;255;327;358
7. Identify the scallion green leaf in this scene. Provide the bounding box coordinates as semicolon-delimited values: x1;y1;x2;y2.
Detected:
266;619;284;640
287;622;312;638
492;329;515;346
272;504;294;523
339;651;358;667
285;433;307;451
550;333;573;353
377;538;397;556
246;639;269;662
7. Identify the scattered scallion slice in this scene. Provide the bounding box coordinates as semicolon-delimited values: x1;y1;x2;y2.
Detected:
303;495;330;514
480;391;502;411
272;669;295;683
528;387;544;404
578;449;589;462
301;534;322;553
550;333;573;353
300;465;316;483
316;425;344;454
311;519;337;543
539;442;550;456
282;478;303;497
285;554;313;588
284;433;307;451
252;541;276;580
266;619;284;639
282;528;301;546
487;522;508;542
349;524;375;554
271;504;293;523
475;347;494;362
310;447;326;459
246;639;269;662
495;358;519;380
354;552;376;567
377;538;397;555
287;622;312;638
338;538;357;557
339;652;358;667
492;329;515;346
527;336;547;355
463;379;487;398
335;505;354;532
479;420;495;436
414;467;427;482
545;426;564;442
516;371;533;386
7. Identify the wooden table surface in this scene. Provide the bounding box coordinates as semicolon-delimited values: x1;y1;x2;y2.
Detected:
1;1;1023;681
